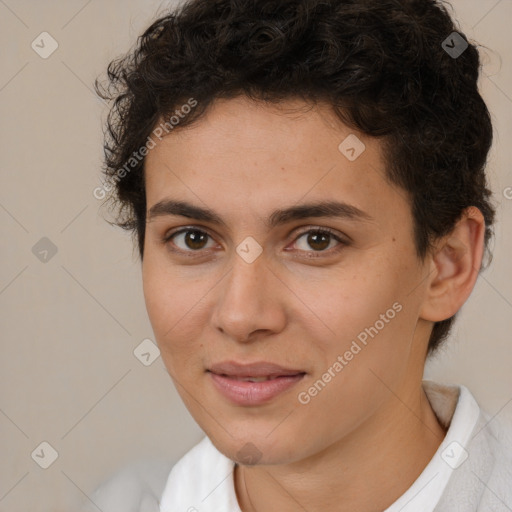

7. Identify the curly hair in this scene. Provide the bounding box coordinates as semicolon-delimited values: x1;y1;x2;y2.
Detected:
95;0;496;355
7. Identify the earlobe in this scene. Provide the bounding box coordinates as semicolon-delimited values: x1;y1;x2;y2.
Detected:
419;207;486;322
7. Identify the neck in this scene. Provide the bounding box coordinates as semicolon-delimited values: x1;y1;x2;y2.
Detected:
234;384;447;512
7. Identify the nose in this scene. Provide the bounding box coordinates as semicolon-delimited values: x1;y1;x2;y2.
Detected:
211;249;287;343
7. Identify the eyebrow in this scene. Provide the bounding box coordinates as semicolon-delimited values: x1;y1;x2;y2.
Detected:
147;199;374;228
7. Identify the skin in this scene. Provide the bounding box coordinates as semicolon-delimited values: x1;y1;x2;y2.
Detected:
142;95;485;512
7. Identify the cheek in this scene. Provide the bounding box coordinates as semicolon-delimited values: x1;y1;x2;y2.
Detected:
142;259;184;349
292;286;415;441
142;257;211;366
297;251;420;374
297;265;399;342
142;258;170;332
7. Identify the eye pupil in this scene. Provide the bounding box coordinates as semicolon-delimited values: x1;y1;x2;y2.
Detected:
186;230;208;250
308;232;330;251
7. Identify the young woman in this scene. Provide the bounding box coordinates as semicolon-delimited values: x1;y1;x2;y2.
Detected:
87;0;512;510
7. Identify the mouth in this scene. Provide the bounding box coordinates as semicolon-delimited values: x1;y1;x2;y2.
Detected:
207;361;307;405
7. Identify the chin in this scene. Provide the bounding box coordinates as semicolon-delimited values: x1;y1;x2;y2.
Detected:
205;424;303;466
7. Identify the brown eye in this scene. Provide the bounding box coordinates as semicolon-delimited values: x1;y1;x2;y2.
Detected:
293;228;347;254
305;231;331;251
183;230;209;250
165;228;215;252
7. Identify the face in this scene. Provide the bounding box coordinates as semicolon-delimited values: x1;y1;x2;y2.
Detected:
142;96;433;466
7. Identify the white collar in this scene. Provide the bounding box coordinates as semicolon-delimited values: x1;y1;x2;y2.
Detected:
159;433;241;512
383;381;480;511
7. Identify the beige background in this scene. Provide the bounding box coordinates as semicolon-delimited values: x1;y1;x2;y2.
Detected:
0;1;511;511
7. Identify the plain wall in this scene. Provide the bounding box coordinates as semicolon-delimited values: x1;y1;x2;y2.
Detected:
0;1;511;511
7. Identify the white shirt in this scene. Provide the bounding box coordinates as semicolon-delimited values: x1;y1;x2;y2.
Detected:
158;381;512;512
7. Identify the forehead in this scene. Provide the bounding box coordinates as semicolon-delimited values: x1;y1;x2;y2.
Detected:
143;96;409;227
148;96;371;165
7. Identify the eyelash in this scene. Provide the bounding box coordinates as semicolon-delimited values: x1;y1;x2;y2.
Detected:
161;226;348;258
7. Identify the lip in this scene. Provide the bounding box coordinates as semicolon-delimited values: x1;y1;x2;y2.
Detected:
208;372;306;406
208;360;305;378
207;361;306;406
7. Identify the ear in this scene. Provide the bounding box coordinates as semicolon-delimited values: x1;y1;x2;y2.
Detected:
419;206;486;322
